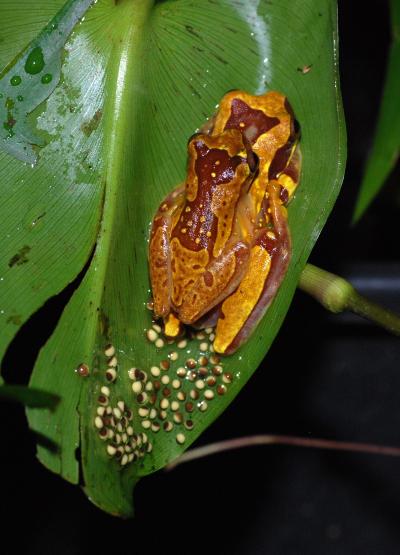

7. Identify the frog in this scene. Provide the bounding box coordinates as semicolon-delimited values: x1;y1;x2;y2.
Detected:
148;90;301;355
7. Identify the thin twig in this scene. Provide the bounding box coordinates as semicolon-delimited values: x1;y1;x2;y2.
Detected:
166;434;400;471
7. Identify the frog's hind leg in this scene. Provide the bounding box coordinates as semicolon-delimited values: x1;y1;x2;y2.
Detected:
177;241;250;325
213;181;291;354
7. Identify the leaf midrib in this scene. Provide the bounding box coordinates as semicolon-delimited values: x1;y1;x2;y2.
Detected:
84;0;154;336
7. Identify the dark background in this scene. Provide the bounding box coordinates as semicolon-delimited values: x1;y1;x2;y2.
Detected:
2;2;400;554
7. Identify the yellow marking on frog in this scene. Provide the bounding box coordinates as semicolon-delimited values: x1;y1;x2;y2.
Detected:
164;313;181;338
277;173;297;199
171;203;184;231
185;140;199;203
212;90;289;136
249;172;271;215
213;245;271;354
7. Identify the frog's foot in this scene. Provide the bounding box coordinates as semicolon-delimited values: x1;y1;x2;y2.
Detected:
163;313;183;338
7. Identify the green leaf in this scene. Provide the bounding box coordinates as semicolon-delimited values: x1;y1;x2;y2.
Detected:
0;384;59;408
352;0;400;223
0;0;346;516
0;0;94;163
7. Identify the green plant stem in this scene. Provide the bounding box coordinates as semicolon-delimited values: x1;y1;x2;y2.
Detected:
167;434;400;470
299;264;400;335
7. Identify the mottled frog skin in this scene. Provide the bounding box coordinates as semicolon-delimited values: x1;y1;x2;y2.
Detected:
149;91;301;354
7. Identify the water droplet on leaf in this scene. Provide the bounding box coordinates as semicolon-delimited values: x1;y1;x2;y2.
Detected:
10;75;21;86
24;46;45;75
41;73;53;84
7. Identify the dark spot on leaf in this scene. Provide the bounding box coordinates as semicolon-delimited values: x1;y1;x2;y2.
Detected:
297;64;313;74
189;84;201;99
99;308;110;336
80;109;102;137
213;53;228;65
8;245;31;268
7;314;22;326
30;212;46;229
185;24;200;38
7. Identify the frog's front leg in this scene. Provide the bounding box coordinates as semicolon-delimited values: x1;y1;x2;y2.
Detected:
213;180;291;354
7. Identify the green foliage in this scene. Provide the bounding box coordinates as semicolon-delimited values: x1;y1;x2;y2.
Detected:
0;0;345;516
353;0;400;222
